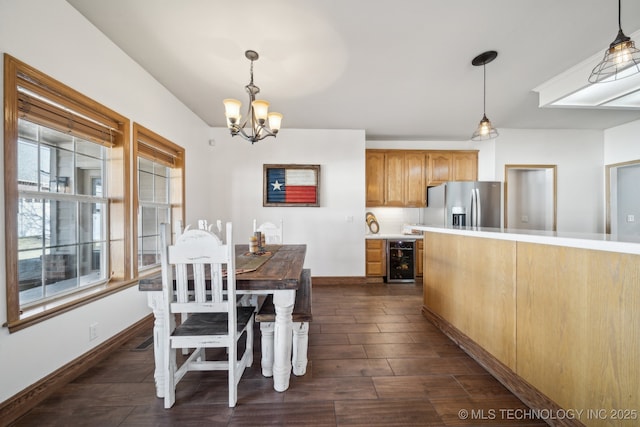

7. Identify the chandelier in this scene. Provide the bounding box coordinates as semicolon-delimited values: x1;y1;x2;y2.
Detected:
589;0;640;83
223;50;283;144
471;50;499;141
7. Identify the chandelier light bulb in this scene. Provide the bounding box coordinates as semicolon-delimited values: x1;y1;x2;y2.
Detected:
612;41;633;66
268;112;283;133
223;99;241;124
251;100;270;123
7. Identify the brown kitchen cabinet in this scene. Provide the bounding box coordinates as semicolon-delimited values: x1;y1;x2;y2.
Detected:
365;150;385;206
365;239;386;278
405;151;427;206
366;149;477;207
366;150;427;207
426;151;478;186
452;151;478;181
426;152;452;186
384;151;405;206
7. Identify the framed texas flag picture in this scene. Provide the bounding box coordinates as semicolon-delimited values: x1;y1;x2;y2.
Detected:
263;164;320;207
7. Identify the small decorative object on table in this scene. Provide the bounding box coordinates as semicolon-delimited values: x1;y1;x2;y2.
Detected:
249;231;267;255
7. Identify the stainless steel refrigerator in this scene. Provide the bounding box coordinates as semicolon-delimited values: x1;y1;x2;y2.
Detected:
423;181;502;228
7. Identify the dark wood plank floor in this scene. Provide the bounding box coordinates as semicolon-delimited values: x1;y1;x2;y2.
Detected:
12;283;547;426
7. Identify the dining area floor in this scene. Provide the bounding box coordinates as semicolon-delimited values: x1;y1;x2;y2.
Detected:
11;282;546;426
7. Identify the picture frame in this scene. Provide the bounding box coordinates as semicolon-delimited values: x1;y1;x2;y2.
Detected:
263;164;320;207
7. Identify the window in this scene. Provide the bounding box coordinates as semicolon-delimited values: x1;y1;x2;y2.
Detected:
17;121;108;306
4;54;131;331
133;123;184;274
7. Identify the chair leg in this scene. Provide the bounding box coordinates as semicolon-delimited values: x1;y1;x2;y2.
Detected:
246;316;254;367
228;341;237;407
164;347;177;408
292;322;309;376
260;322;275;377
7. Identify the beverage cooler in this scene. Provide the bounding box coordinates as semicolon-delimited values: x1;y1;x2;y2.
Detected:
386;240;415;283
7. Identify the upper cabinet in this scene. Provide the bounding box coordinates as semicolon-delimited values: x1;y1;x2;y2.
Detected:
365;150;386;206
426;152;452;186
452;151;478;181
384;151;406;206
405;151;427;206
366;149;477;207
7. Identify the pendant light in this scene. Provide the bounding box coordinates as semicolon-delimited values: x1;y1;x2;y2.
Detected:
471;50;499;141
589;0;640;83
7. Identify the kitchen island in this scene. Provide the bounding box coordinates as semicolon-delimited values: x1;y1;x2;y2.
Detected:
411;225;640;427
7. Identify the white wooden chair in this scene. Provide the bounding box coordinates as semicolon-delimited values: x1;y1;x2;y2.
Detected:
257;220;283;244
160;222;254;408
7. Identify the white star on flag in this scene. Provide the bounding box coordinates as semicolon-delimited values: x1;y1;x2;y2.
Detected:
271;180;283;191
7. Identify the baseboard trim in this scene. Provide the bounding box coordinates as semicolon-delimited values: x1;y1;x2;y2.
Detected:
311;276;367;285
0;314;154;426
421;306;584;427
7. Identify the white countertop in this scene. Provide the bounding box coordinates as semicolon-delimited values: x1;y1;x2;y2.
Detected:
365;233;420;240
409;225;640;255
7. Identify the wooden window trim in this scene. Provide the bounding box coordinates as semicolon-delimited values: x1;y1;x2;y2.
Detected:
132;122;185;274
3;54;131;332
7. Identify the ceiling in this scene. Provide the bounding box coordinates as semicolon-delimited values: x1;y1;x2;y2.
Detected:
66;0;640;141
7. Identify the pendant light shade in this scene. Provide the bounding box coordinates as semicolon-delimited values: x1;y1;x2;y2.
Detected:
471;51;499;141
589;0;640;83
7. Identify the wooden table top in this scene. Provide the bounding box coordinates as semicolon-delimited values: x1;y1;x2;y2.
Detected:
138;244;307;292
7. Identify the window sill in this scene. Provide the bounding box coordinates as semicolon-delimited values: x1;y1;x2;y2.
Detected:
4;278;140;333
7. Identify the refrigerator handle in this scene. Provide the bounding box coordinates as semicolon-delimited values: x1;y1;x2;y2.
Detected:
475;188;481;227
470;188;476;227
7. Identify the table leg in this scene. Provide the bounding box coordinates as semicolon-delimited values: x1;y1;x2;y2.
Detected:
260;322;275;377
272;289;295;392
292;322;309;376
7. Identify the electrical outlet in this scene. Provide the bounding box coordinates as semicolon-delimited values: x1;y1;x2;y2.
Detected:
521;215;529;223
627;214;635;223
89;323;98;341
346;215;354;223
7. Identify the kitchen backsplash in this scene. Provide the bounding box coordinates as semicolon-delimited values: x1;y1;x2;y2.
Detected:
365;207;421;235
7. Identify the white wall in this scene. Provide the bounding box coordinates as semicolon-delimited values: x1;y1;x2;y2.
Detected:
0;0;212;402
604;119;640;165
208;127;366;277
494;129;604;233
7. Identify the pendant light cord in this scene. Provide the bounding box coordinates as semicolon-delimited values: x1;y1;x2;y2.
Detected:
483;63;487;115
618;0;622;31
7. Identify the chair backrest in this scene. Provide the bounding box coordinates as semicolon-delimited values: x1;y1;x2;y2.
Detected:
161;222;237;329
257;220;283;244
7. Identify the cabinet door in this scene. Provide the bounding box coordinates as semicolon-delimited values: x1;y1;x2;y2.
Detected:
427;152;452;186
385;151;405;206
452;152;478;181
366;151;385;206
366;239;386;276
405;152;426;207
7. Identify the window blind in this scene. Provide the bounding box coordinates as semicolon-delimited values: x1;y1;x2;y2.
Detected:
136;129;182;168
17;73;120;146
